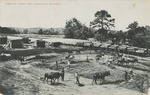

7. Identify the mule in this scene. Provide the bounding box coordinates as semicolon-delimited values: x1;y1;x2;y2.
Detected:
52;72;64;83
92;71;110;84
44;72;55;84
43;72;63;84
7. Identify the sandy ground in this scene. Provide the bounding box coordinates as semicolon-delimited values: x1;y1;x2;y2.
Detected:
0;52;149;95
39;74;146;95
16;64;146;95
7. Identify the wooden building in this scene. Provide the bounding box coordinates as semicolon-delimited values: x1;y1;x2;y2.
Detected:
35;40;45;48
22;37;30;43
9;39;23;48
0;36;7;44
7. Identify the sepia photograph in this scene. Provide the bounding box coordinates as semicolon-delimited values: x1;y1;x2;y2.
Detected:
0;0;150;95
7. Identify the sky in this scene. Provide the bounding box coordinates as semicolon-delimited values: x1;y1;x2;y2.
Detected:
0;0;150;31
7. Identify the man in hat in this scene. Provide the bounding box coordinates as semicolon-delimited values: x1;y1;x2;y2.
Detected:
75;72;80;84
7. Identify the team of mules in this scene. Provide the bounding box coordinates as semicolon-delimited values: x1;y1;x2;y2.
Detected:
92;71;111;84
43;71;111;85
43;72;64;84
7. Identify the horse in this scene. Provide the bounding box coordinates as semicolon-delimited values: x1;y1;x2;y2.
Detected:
43;72;63;84
92;71;110;84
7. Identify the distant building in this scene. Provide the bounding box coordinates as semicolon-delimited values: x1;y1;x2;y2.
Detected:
0;36;23;49
9;39;23;48
35;40;45;48
0;36;7;44
22;37;30;43
1;36;23;49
